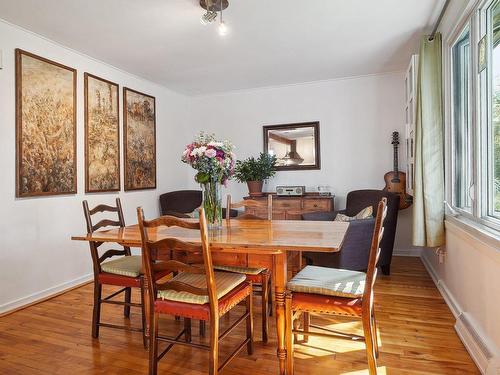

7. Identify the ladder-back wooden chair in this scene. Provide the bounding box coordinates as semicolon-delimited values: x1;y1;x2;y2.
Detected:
285;198;388;375
209;194;273;343
83;198;147;347
137;207;254;375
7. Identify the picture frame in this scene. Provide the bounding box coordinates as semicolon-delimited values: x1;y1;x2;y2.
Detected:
263;121;321;171
84;73;120;193
123;87;157;191
15;49;77;198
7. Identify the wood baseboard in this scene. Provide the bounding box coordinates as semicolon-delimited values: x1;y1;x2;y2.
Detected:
393;248;423;257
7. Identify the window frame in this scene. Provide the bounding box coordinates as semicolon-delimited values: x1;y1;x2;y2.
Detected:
445;0;500;235
450;23;473;212
479;0;500;229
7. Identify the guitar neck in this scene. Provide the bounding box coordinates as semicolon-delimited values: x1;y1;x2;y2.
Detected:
393;145;399;174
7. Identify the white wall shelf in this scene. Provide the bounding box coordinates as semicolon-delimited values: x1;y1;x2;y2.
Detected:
405;54;418;196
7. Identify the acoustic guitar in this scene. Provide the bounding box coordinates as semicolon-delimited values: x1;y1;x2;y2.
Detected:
383;132;413;210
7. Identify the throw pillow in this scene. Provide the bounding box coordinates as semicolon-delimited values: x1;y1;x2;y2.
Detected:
334;206;373;222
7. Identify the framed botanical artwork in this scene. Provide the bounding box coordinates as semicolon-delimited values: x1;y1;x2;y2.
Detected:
263;121;321;171
15;49;77;197
123;87;156;191
84;73;120;193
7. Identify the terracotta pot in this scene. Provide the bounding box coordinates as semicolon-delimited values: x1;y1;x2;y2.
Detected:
247;180;264;197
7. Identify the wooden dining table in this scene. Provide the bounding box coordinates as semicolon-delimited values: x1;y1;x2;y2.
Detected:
72;218;349;375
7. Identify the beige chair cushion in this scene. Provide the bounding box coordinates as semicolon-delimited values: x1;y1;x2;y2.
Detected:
101;255;142;278
214;265;265;275
334;206;373;222
287;265;366;298
157;272;246;304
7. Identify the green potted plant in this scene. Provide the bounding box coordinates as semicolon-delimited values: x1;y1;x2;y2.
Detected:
234;153;277;197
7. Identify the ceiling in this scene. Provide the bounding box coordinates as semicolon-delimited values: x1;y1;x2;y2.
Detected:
0;0;443;95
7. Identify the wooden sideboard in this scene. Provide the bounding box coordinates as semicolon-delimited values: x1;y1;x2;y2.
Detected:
244;192;334;220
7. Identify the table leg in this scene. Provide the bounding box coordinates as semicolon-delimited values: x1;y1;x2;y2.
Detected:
273;253;288;375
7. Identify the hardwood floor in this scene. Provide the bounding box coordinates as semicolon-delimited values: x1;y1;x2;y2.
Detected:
0;257;479;375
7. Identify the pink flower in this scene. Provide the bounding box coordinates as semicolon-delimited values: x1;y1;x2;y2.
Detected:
205;149;217;158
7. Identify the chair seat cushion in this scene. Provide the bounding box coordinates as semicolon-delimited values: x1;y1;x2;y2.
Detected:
157;271;246;305
287;265;366;298
154;281;252;320
214;265;265;275
101;255;142;278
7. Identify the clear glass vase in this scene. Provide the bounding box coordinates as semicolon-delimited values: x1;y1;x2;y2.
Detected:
201;179;223;230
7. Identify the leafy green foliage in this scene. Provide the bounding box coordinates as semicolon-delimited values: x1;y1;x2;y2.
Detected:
234;153;277;182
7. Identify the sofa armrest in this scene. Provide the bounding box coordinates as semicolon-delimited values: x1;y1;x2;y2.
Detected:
302;210;345;221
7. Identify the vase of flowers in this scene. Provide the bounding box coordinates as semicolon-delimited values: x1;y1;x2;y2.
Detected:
182;132;235;229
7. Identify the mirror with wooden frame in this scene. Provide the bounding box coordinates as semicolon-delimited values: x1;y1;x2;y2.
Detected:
263;122;320;171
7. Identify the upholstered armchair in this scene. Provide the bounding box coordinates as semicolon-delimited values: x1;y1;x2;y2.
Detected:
159;190;203;218
302;189;399;275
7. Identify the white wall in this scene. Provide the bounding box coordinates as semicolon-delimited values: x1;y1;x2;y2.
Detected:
0;20;418;314
422;222;500;361
419;0;500;372
187;72;417;252
0;20;190;313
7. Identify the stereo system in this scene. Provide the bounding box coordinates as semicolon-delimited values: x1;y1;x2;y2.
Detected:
276;185;306;196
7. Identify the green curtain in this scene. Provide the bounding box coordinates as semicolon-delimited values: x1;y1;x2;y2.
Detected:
412;33;445;247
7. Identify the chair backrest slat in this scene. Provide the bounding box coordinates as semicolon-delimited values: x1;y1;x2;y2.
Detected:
92;219;122;232
138;209;219;319
142;215;201;230
148;237;203;254
226;194;273;221
362;197;388;312
98;249;129;263
89;203;119;215
152;259;205;275
82;198;131;275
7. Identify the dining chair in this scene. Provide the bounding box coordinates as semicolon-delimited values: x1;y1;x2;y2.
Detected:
284;198;388;375
82;198;147;347
137;207;254;375
208;194;273;343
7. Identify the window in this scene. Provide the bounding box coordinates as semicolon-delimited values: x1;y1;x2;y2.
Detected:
447;0;500;233
487;0;500;219
451;25;473;212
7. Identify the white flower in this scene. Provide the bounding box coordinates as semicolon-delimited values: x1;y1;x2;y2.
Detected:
208;141;223;147
205;149;217;158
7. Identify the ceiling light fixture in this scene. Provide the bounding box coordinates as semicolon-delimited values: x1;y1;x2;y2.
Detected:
218;0;228;36
200;0;229;35
200;10;217;25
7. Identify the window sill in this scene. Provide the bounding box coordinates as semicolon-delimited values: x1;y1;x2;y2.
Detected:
445;214;500;250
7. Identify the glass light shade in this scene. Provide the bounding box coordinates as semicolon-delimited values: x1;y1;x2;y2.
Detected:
218;21;228;36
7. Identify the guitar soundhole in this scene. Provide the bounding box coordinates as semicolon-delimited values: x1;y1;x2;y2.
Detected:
391;178;400;183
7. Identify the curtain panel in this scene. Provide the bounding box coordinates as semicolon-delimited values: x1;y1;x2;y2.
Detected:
412;33;445;247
